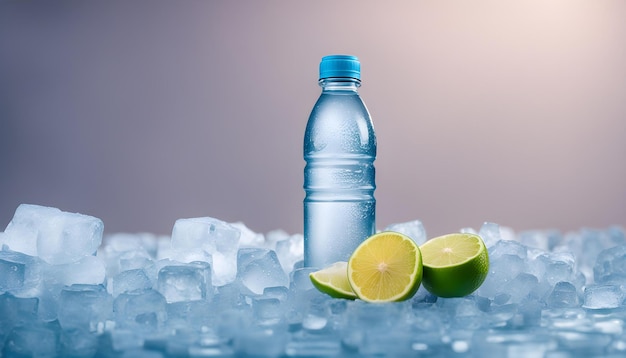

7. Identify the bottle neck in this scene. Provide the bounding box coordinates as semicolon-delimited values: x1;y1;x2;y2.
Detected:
319;78;361;92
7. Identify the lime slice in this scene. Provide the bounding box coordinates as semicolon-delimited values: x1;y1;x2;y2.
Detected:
309;262;357;299
420;233;489;298
347;231;423;303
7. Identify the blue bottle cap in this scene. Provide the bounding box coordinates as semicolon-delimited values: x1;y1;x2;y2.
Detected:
319;55;360;80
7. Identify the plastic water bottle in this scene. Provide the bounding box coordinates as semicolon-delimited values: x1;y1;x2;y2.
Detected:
303;55;377;268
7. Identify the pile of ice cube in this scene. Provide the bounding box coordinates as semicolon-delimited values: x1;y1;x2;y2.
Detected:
1;204;625;357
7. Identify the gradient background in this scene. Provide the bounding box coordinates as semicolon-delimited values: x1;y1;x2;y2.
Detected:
1;0;625;238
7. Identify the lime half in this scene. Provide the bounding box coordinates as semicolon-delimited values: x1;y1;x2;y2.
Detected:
310;262;357;299
347;231;422;303
420;233;489;298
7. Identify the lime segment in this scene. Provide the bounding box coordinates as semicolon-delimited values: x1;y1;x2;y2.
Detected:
347;231;422;303
309;262;357;299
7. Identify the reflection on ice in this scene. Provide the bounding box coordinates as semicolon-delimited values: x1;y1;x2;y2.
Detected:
1;204;626;357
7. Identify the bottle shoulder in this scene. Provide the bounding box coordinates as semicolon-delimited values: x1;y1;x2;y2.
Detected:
304;93;376;157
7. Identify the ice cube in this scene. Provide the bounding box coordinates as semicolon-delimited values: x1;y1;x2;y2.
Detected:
476;254;525;298
118;250;154;273
547;281;579;308
436;296;486;330
478;222;502;248
0;251;26;293
384;220;427;245
565;228;625;280
0;294;39;335
165;300;214;330
157;262;212;303
3;323;59;357
275;233;304;274
0;250;42;295
2;205;60;256
114;289;167;331
410;286;438;309
531;252;577;287
165;247;211;266
290;267;317;292
101;232;159;257
57;284;112;331
60;329;99;357
212;283;248;312
489;239;527;260
237;249;288;295
231;221;266;248
286;267;324;328
110;269;152;297
170;217;240;286
594;245;626;285
513;298;543;328
46;255;106;286
253;297;284;325
582;285;623;310
518;230;562;252
262;286;289;302
265;229;291;251
4;204;103;265
343;300;410;351
99;233;156;278
502;273;540;303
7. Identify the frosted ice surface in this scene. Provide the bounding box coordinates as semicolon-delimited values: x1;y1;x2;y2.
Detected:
384;220;427;245
2;203;626;356
4;204;103;265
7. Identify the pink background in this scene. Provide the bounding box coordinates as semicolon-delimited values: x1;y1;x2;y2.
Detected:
1;1;624;237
